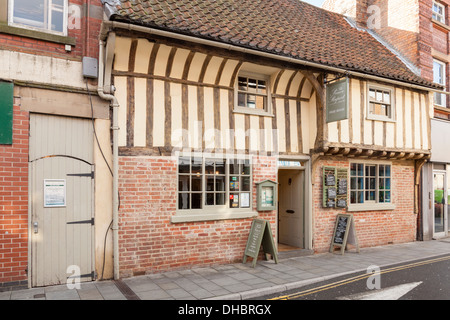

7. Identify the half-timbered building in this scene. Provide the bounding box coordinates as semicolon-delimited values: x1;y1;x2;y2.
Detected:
99;0;440;277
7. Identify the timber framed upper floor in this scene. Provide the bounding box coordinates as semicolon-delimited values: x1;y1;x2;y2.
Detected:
101;0;438;161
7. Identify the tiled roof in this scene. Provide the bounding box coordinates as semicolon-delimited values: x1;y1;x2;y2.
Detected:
105;0;435;88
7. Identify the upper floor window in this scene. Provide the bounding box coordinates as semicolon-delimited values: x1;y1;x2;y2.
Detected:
8;0;68;36
433;59;447;107
433;1;446;24
235;72;272;116
367;84;395;121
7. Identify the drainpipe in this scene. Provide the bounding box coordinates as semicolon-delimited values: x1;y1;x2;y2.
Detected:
97;33;120;280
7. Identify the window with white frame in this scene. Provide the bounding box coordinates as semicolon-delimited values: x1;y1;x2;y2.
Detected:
367;85;395;121
433;1;446;24
178;155;252;211
350;163;391;205
235;72;271;115
8;0;68;35
433;59;447;107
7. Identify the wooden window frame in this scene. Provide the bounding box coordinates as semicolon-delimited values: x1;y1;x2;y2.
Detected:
8;0;68;36
234;71;273;117
173;153;256;223
366;83;395;122
433;59;447;107
433;1;446;24
348;161;395;212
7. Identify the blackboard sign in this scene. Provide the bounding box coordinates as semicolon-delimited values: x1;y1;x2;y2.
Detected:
338;179;347;195
243;219;278;267
326;174;336;186
323;167;348;209
337;199;347;208
328;187;337;199
329;214;360;255
333;215;348;244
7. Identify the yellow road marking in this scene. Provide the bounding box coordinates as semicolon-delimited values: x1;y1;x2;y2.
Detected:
270;255;450;300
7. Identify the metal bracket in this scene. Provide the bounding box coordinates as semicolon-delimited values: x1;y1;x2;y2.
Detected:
67;171;94;179
67;271;97;280
324;74;348;85
67;218;95;225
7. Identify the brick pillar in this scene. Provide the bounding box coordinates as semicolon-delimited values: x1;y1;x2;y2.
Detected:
0;105;29;290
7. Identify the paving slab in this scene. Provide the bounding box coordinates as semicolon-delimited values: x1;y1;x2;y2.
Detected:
3;240;450;300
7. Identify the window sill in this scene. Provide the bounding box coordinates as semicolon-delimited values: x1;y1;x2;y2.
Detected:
171;210;258;223
434;105;450;114
432;18;450;32
366;115;396;123
347;203;396;212
0;23;76;45
233;107;274;117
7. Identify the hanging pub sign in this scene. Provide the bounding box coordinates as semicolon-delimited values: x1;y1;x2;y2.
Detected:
326;77;349;123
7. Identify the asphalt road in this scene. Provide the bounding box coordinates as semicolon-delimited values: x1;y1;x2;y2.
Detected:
255;254;450;300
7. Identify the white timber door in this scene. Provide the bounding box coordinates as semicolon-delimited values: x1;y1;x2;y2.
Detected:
29;114;95;287
278;169;304;248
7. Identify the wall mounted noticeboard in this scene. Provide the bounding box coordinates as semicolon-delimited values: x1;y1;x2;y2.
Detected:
329;214;359;255
243;219;278;267
256;180;277;211
322;167;348;209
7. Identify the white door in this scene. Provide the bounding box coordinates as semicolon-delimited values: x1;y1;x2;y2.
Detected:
29;114;95;287
278;170;304;248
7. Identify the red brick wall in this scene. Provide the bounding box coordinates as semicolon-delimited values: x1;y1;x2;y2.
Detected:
0;105;29;288
0;0;103;60
429;0;450;110
432;27;448;54
313;158;416;253
118;155;277;277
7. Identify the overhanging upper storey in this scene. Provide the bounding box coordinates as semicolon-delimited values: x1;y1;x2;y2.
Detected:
99;0;438;160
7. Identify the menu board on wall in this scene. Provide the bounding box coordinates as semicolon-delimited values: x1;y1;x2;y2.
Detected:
323;167;348;209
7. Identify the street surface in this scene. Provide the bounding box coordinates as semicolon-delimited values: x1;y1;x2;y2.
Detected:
255;254;450;300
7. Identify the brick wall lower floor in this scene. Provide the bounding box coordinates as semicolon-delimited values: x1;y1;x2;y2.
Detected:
313;157;417;253
117;154;419;277
118;155;278;277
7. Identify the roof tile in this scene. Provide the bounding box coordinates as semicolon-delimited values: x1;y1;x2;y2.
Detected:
108;0;435;87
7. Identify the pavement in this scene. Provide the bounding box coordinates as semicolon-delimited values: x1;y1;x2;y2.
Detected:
2;239;450;300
